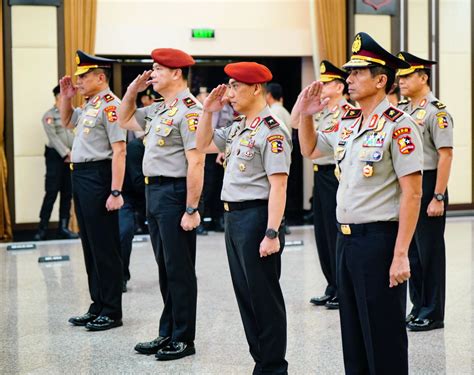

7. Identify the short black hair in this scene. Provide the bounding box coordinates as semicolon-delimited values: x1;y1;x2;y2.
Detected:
267;82;283;100
334;78;349;95
53;84;60;96
93;68;112;82
179;67;190;81
416;68;431;86
369;65;395;94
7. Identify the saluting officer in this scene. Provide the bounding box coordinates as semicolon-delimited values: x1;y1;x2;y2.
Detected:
60;51;126;331
297;33;423;374
309;60;351;309
119;48;204;361
397;52;454;331
34;84;78;241
196;62;292;375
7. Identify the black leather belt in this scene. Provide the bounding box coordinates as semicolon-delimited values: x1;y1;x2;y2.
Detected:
314;164;336;172
223;200;268;212
144;176;186;185
337;221;398;235
70;160;111;170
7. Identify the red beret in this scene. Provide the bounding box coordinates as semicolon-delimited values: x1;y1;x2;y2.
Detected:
224;62;273;84
151;48;195;68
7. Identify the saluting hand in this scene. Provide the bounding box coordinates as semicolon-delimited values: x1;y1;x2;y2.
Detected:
59;76;78;99
389;253;411;288
127;70;153;94
203;84;229;113
259;236;280;258
298;81;329;116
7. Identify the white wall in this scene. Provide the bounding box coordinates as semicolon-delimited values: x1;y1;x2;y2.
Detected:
95;0;313;57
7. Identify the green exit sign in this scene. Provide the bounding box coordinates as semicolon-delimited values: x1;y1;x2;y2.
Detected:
192;29;215;39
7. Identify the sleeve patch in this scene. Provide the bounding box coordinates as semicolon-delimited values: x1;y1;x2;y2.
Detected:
397;135;415;154
187;117;198;131
342;108;362;119
104;105;117;122
183;97;197;108
383;107;404;122
392;127;411;139
267;134;285;153
432;100;446;109
103;94;115;103
437;116;449;129
185;112;200;119
263;116;280;129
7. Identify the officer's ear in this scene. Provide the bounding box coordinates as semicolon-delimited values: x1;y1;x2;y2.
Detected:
254;83;265;97
375;74;388;90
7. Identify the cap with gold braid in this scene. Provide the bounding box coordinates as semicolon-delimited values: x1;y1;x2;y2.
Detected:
343;32;410;71
74;50;117;76
396;52;437;77
319;60;348;83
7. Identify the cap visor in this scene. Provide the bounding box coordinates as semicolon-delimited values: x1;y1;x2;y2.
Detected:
397;67;417;76
74;66;92;76
342;59;374;69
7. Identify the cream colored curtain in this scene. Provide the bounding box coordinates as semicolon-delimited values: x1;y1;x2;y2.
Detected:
0;3;13;241
314;0;347;68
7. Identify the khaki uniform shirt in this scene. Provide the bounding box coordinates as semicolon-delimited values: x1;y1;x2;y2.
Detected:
313;99;353;166
42;106;74;158
70;88;125;163
134;88;201;178
214;106;292;202
398;92;453;170
316;98;423;224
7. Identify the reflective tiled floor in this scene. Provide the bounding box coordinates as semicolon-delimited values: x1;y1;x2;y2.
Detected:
1;218;473;374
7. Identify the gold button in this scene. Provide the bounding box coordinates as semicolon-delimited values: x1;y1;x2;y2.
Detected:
158;139;165;146
239;163;246;172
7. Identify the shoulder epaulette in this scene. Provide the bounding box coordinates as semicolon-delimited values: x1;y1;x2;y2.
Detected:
342;108;362;120
431;100;446;109
103;93;115;103
154;97;164;103
233;115;244;122
341;103;352;112
263;115;280;129
383;107;404;122
183;97;197;108
398;98;410;106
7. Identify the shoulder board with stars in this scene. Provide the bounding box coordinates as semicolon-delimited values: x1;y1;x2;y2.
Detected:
383;107;404;122
431;100;446;110
263;115;280;129
341;103;352;112
342;108;362;120
183;97;197;108
154;97;164;103
103;94;115;103
398;98;410;105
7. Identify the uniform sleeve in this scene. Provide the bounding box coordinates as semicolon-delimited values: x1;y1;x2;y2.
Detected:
213;125;232;152
102;101;126;144
430;110;454;149
42;113;69;158
179;106;202;151
261;128;292;176
315;130;334;156
71;108;82;127
391;117;424;178
133;105;153;130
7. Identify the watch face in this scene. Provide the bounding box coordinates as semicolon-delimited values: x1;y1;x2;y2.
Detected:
435;194;444;201
186;207;197;214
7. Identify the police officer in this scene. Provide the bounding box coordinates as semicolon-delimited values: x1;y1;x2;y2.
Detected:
397;52;454;331
60;50;126;331
196;62;292;375
119;48;203;361
297;33;423;374
34;85;78;241
309;61;351;309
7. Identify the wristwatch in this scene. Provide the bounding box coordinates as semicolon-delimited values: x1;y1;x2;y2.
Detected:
434;193;445;201
265;228;279;239
186;206;199;215
111;190;122;197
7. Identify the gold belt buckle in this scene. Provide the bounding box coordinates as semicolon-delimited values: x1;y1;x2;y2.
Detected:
69;163;74;171
313;164;318;172
223;202;229;212
144;176;149;185
341;224;351;235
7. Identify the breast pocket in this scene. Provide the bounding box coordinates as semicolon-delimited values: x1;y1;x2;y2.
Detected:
82;115;98;128
154;124;177;147
235;148;256;173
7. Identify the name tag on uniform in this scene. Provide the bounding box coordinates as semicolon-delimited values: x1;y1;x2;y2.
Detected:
85;108;99;117
239;138;255;148
362;132;386;147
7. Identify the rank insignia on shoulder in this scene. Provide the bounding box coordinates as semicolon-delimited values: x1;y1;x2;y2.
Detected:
432;100;446;109
263;116;280;129
397;98;410;106
342;108;362;120
341;104;352;112
104;105;117;122
183;97;196;108
104;94;114;103
383;107;403;122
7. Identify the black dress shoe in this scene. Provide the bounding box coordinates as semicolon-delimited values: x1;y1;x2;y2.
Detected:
325;296;339;310
85;316;123;331
155;341;195;361
407;318;444;332
135;336;171;355
122;280;128;293
196;225;208;235
68;312;97;326
310;294;332;306
405;313;416;324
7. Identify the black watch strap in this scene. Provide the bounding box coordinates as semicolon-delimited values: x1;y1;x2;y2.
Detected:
265;228;279;239
434;193;445;201
111;190;122;197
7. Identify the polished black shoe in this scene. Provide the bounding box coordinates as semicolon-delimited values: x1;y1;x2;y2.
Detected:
284;225;291;235
85;315;123;331
135;336;171;355
407;318;444;332
68;312;97;326
33;227;47;241
196;224;208;236
122;280;128;293
325;296;339;310
57;218;79;239
310;294;332;306
155;341;195;361
405;313;417;324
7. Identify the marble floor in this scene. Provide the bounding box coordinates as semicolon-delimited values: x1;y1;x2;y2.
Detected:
0;218;473;374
